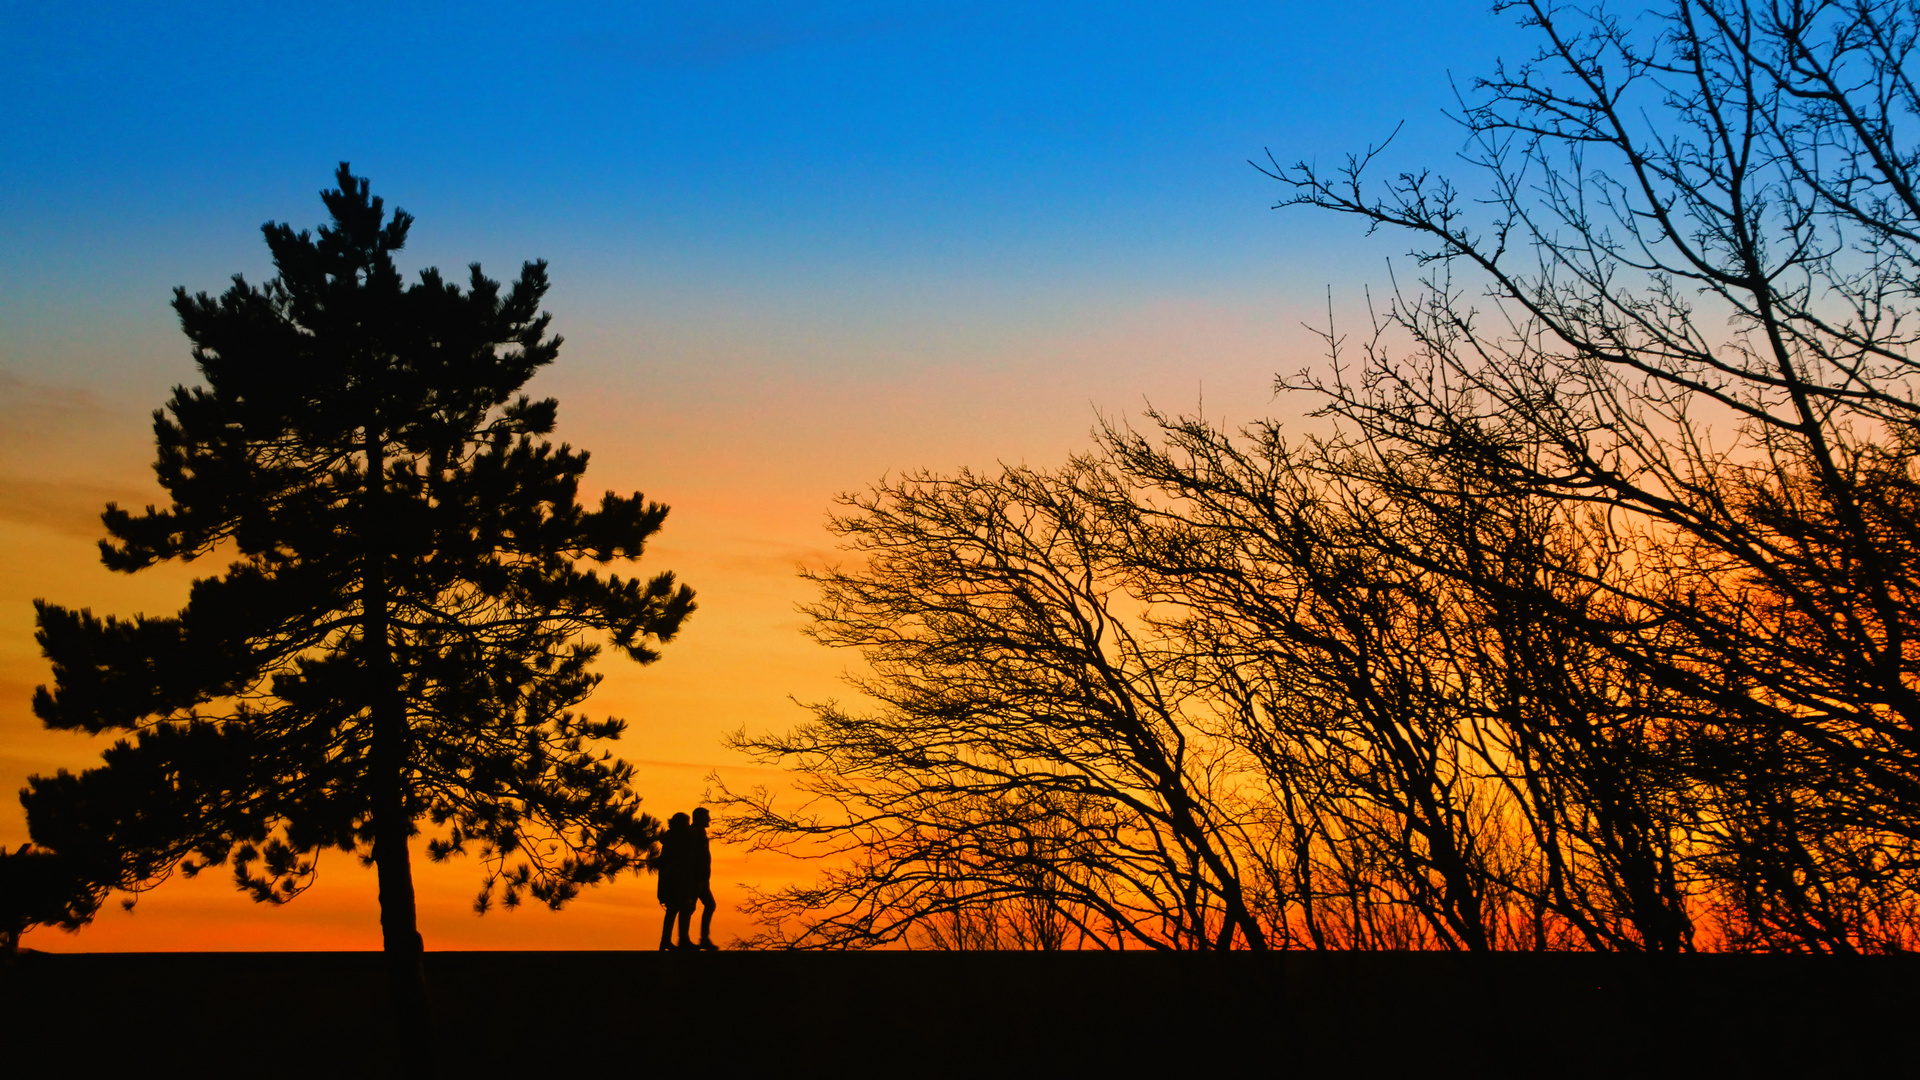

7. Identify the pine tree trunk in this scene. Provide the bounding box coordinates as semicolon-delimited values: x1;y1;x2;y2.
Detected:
364;427;436;1075
373;698;432;1072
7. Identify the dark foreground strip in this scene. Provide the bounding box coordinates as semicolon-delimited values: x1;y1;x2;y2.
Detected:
3;951;1911;1077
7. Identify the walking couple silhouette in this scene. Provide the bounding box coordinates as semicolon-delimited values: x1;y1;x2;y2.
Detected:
656;807;716;950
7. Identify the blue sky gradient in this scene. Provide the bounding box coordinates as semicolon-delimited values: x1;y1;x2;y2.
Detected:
3;2;1533;356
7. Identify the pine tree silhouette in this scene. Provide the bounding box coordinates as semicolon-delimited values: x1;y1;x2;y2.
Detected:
23;163;694;1068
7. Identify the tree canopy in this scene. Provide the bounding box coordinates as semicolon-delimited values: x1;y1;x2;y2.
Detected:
22;164;694;1050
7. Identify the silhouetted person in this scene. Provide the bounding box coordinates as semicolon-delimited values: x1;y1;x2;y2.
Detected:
690;807;717;949
656;812;697;950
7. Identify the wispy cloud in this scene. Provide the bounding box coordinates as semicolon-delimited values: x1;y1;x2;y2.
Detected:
0;477;131;538
0;371;152;536
0;371;111;451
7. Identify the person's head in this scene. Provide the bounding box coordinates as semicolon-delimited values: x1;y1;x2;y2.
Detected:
667;812;690;831
692;807;710;828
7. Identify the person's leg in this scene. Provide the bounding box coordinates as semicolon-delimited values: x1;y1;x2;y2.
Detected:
675;900;695;948
659;904;675;950
698;887;717;947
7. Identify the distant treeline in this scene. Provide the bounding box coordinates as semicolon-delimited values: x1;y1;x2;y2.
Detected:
714;0;1920;952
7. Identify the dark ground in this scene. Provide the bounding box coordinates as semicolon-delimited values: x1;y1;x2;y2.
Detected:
3;950;1911;1077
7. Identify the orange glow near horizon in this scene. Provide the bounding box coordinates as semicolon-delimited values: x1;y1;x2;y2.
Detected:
1;297;1312;952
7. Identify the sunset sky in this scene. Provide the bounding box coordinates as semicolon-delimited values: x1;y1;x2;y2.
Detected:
1;1;1531;949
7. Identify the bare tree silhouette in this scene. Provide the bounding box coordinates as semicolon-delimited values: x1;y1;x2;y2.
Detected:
1266;0;1920;951
721;3;1920;952
716;464;1265;949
